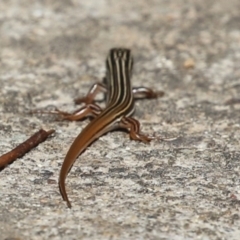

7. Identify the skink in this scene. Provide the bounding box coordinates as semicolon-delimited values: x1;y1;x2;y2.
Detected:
57;48;163;208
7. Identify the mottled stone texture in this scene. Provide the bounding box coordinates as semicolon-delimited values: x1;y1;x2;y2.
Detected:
0;0;240;239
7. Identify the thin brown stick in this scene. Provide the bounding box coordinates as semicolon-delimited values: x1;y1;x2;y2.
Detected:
0;129;55;169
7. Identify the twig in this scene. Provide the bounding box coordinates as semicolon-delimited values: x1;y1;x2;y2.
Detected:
0;129;55;169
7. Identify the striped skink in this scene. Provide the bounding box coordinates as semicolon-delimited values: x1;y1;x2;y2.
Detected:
58;48;163;208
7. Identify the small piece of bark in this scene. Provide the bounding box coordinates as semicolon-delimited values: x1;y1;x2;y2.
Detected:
0;129;55;169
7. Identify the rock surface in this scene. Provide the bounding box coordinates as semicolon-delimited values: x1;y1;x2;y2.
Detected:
0;0;240;239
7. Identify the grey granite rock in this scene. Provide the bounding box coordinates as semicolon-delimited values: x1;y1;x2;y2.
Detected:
0;0;240;239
